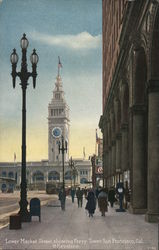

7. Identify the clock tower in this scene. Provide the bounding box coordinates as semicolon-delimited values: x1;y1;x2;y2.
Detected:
48;59;70;163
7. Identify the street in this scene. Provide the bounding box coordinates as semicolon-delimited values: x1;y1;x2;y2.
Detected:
0;191;57;229
0;196;158;250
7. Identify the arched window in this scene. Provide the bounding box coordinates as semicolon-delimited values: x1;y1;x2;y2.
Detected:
1;183;7;192
65;171;72;180
2;171;6;177
80;178;88;184
8;172;14;178
48;171;60;181
33;171;44;182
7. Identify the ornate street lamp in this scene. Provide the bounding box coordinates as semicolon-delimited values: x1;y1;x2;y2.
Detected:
69;156;74;188
10;34;39;222
72;165;78;189
69;157;78;189
58;135;67;191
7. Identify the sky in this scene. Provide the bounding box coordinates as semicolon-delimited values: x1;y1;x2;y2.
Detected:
0;0;102;162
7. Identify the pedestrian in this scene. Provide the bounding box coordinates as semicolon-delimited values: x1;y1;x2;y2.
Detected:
83;186;88;198
95;186;102;199
71;188;75;203
124;181;130;209
108;186;116;207
58;188;66;211
96;186;102;207
85;189;96;217
98;188;108;216
76;187;83;207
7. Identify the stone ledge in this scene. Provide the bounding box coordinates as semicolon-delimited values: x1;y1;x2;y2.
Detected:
129;206;147;214
145;213;159;223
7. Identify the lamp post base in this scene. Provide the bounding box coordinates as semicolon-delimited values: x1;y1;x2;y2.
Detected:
19;200;31;222
19;210;31;222
116;208;126;212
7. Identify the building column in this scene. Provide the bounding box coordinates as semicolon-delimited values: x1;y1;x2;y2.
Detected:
111;141;116;185
116;133;122;184
30;171;33;184
104;122;109;188
60;171;63;184
44;171;48;183
17;171;21;186
108;147;112;187
76;170;80;185
121;124;129;172
104;149;109;188
145;80;159;222
107;118;111;187
130;105;147;214
115;133;122;185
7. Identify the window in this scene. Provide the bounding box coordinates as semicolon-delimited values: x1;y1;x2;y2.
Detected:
55;93;60;99
2;171;6;177
48;171;60;181
65;171;72;180
33;171;44;181
80;178;88;184
8;172;14;178
59;109;64;115
53;109;58;116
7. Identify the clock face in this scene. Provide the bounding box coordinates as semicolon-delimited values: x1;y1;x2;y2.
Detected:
118;188;123;193
52;127;62;138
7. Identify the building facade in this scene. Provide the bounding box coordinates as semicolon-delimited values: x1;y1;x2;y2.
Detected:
0;159;92;191
99;0;159;222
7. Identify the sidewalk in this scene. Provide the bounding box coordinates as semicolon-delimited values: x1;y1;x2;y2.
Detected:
0;197;158;250
0;191;56;229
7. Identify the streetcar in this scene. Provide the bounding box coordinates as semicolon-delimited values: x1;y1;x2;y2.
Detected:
46;181;62;194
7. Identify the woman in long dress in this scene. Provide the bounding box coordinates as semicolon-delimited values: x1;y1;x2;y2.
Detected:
98;188;108;216
85;189;96;217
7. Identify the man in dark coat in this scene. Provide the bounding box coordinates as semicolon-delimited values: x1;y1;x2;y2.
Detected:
85;189;96;217
58;188;66;211
76;187;83;207
71;188;75;203
108;187;116;207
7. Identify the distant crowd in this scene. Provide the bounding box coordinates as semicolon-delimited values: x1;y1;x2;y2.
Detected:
58;184;130;217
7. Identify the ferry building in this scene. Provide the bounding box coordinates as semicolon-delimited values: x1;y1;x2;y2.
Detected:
0;64;92;191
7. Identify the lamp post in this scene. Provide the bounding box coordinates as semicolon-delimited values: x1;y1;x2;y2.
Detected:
69;156;74;188
72;165;78;189
10;34;39;222
69;157;78;189
58;135;67;191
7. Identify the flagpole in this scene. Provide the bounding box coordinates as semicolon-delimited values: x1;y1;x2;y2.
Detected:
58;58;60;77
14;152;16;167
95;130;97;156
58;56;62;77
83;147;86;160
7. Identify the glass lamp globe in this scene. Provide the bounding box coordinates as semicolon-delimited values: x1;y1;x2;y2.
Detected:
30;49;39;65
20;33;29;49
10;49;18;64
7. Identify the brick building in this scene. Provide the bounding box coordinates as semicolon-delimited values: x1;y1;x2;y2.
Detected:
99;0;159;222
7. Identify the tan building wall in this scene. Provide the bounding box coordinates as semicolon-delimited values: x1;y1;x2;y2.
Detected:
100;0;159;223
